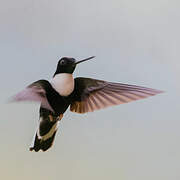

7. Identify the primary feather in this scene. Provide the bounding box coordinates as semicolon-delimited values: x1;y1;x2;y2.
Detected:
70;77;163;113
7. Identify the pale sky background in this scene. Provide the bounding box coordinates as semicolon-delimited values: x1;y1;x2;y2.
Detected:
0;0;180;179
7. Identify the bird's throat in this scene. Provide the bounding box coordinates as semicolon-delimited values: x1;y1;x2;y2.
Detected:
51;73;74;96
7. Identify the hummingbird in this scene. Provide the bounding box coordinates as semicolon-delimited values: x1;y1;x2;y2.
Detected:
12;56;162;152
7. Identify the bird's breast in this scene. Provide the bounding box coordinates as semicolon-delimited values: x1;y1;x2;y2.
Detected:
50;73;74;96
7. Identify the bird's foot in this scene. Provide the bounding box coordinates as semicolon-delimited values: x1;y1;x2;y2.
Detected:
57;114;63;121
48;115;55;122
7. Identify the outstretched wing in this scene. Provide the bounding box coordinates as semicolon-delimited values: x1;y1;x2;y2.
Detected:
11;80;54;112
70;77;163;114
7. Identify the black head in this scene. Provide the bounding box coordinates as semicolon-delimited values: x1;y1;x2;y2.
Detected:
53;56;95;76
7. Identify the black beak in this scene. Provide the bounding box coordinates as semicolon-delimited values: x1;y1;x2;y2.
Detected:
75;56;95;65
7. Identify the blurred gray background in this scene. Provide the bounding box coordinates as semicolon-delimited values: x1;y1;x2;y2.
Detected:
0;0;179;179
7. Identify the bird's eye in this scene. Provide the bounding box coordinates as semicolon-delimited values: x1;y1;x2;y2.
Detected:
60;59;66;65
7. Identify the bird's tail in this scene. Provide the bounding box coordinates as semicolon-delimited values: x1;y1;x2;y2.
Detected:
29;108;62;152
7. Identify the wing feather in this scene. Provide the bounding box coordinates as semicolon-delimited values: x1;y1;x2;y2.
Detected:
11;80;54;112
70;77;163;113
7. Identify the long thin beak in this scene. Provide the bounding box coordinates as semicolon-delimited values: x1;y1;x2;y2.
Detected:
75;56;95;65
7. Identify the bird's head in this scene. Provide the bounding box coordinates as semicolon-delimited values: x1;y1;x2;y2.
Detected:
53;56;95;76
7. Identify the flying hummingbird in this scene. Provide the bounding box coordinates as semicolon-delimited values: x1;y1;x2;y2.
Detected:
12;56;162;152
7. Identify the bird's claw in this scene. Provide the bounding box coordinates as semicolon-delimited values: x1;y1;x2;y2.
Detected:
57;114;63;121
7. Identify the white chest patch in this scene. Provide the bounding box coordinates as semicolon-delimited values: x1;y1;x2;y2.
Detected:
50;73;74;96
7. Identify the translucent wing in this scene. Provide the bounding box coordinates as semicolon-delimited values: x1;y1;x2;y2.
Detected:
11;80;54;112
70;77;163;114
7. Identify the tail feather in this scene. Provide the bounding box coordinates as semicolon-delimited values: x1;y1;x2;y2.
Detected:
30;130;58;152
29;108;61;152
